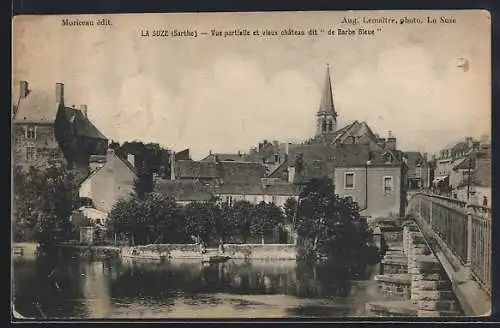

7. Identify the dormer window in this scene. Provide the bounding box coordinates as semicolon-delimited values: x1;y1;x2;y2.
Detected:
26;125;36;140
383;152;393;164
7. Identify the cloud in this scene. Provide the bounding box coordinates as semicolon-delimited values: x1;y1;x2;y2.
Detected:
85;56;320;160
335;45;490;153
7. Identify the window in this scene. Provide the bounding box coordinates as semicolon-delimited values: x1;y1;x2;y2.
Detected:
26;146;37;161
26;125;36;139
383;176;394;193
322;120;327;132
344;172;355;189
328;120;333;131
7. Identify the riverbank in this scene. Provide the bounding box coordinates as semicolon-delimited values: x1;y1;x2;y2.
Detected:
52;243;297;260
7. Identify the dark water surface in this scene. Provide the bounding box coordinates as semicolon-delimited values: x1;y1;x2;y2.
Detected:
13;255;388;319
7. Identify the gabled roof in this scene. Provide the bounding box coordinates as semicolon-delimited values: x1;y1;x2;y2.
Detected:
200;153;247;162
64;107;107;140
154;180;214;202
334;144;403;167
174;160;267;184
174;149;191;161
217;162;267;184
80;150;137;185
175;160;218;179
268;158;289;178
288;144;337;164
14;91;60;123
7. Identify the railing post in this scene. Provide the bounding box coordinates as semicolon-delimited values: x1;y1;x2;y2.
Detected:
465;204;473;279
429;199;433;227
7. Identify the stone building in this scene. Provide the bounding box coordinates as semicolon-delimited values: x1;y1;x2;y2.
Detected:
13;81;108;174
334;144;407;218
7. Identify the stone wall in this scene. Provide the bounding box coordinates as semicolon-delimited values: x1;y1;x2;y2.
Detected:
366;220;463;317
222;244;297;260
121;243;297;260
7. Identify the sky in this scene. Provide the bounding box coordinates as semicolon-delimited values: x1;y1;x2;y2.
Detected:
13;11;491;160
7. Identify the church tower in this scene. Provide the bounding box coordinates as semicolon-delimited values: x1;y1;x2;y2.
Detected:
316;64;338;139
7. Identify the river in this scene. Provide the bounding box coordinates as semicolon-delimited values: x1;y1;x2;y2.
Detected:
13;255;390;319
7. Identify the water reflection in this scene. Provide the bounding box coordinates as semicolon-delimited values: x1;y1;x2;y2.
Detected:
13;256;384;319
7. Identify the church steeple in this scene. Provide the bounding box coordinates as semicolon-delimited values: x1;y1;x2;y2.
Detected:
316;64;338;138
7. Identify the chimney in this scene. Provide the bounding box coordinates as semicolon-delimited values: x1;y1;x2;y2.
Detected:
20;81;29;98
376;138;386;149
79;104;88;117
55;82;64;104
386;132;397;150
170;151;176;180
127;153;135;167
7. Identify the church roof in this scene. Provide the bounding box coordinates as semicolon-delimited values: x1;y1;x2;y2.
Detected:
317;64;336;116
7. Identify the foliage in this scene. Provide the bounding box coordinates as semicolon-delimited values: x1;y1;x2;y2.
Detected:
283;197;298;225
13;165;80;244
230;200;254;243
294;177;371;259
107;194;288;246
107;192;185;245
249;201;284;243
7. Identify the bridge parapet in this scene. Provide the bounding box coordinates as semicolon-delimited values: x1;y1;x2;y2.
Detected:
406;192;491;315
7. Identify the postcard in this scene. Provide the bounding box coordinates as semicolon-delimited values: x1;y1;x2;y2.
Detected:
12;10;491;320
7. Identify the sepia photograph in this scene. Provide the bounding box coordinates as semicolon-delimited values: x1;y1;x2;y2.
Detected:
11;10;491;320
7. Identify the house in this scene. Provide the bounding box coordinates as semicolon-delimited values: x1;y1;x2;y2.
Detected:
450;148;491;204
154;178;299;209
245;140;288;174
334;143;407;219
216;181;299;208
403;152;431;189
285;143;337;184
13;81;108;174
433;136;488;195
78;149;137;213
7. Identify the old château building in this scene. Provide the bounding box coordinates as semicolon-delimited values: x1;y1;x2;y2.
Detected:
13;81;108;174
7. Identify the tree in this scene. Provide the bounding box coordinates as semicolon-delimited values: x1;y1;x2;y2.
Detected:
183;200;220;246
231;200;254;243
107;192;186;245
250;201;284;244
294;177;370;259
13;165;80;244
283;197;298;225
133;169;154;200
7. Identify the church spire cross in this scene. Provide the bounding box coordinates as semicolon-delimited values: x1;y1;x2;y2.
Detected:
318;64;336;116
